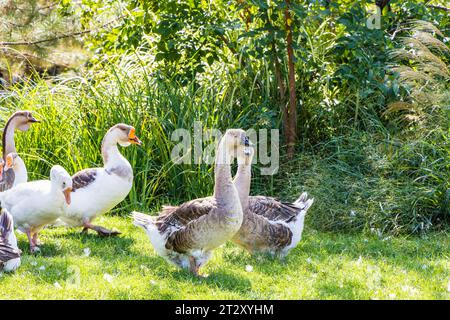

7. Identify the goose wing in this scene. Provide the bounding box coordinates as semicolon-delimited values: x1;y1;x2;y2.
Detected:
0;242;20;262
0;169;15;192
0;210;20;262
155;197;219;253
155;197;216;233
233;212;293;251
0;209;13;240
248;196;300;223
71;168;98;192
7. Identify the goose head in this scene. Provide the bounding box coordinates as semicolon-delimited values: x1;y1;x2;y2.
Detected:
3;152;19;172
49;165;73;205
237;141;254;166
10;110;40;132
219;129;252;161
107;124;142;147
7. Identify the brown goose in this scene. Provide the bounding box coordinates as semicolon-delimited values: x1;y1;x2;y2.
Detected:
232;147;314;257
1;110;39;187
132;129;251;276
0;209;21;272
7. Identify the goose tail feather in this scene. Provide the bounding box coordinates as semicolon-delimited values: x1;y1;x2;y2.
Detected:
131;211;154;229
293;192;314;214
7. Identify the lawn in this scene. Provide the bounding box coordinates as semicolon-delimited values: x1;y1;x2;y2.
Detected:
0;215;448;300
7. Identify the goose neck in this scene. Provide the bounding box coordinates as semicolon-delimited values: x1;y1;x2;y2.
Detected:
233;163;251;211
13;157;27;185
2;118;18;159
213;139;234;199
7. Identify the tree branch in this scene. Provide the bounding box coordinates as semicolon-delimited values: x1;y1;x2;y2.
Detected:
427;4;450;11
0;12;129;46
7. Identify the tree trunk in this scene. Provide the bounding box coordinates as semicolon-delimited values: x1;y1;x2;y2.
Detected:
271;41;287;135
284;0;297;159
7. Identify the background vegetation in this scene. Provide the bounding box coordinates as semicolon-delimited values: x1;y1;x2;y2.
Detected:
0;0;449;239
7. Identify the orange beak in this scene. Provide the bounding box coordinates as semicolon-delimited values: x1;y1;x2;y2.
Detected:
63;187;72;205
128;128;142;145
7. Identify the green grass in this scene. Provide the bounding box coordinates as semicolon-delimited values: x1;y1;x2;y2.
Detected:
1;215;448;300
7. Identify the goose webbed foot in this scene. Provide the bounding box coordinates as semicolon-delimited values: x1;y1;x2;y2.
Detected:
30;246;41;254
94;226;121;237
82;222;121;237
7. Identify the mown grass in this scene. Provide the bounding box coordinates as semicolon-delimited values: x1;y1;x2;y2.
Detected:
0;216;448;300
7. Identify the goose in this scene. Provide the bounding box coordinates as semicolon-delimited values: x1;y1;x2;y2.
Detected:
0;165;73;252
132;129;251;276
0;209;21;272
2;110;39;187
1;153;27;189
59;124;142;236
232;147;314;257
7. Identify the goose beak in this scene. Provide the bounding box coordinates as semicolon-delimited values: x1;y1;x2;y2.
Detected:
63;187;72;205
128;128;142;146
28;116;40;123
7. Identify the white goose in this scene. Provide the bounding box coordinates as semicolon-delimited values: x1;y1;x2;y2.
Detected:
0;165;73;252
0;209;21;272
60;124;142;236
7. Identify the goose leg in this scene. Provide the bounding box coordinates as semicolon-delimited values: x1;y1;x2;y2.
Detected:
25;229;33;251
189;256;199;276
26;230;40;253
82;221;121;237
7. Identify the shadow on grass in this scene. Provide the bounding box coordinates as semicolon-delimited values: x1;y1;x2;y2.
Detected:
155;268;253;293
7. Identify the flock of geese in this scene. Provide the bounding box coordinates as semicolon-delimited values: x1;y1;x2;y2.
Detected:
0;110;313;277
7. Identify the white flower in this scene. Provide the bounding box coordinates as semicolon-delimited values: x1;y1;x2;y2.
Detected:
83;248;91;257
306;258;312;263
350;210;356;217
39;266;46;271
150;280;157;286
388;293;396;299
103;273;114;283
30;261;37;266
54;282;62;289
245;265;253;272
